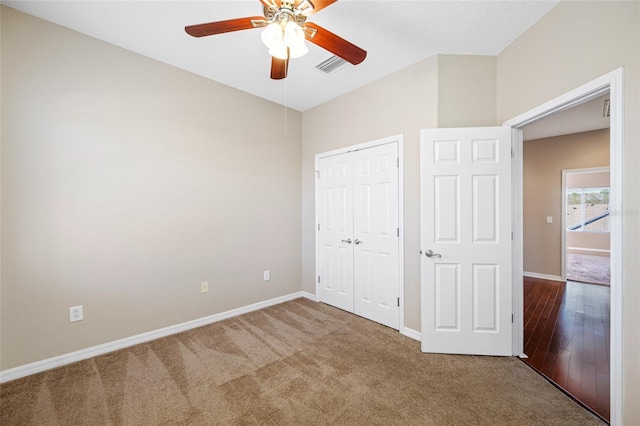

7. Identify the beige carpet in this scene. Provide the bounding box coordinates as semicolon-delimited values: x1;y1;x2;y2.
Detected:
1;299;603;425
566;250;610;286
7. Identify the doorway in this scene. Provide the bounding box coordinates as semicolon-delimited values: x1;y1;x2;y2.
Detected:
519;103;611;420
504;69;623;425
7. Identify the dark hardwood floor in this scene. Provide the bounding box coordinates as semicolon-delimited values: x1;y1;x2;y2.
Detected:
523;277;610;421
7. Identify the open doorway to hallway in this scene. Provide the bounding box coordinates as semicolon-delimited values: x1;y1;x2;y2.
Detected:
521;94;611;421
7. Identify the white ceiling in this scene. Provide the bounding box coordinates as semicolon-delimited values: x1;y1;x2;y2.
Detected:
523;93;611;141
3;0;559;111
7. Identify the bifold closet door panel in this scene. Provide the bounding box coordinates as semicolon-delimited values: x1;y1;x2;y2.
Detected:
352;143;400;329
316;154;354;312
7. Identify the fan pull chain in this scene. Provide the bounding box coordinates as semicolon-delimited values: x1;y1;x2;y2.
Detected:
284;66;288;135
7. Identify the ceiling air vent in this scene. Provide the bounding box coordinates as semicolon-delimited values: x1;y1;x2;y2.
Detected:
315;55;348;74
603;99;610;118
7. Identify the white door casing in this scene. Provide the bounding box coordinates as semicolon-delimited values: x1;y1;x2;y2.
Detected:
352;143;400;329
420;127;512;356
316;140;400;329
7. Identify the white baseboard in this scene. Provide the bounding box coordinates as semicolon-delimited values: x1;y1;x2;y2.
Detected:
567;247;611;253
300;291;317;302
0;291;313;384
401;327;421;341
523;271;564;282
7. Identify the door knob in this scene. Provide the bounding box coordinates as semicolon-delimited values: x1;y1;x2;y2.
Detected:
354;239;363;245
424;249;441;258
341;238;352;244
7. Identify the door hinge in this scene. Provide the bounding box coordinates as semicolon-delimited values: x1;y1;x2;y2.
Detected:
511;148;515;158
318;223;320;231
397;297;400;307
511;231;514;241
397;227;400;237
318;275;321;283
397;157;399;168
512;314;514;323
316;170;320;179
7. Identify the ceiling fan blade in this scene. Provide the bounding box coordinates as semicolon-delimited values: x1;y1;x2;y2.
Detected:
304;22;366;65
297;0;337;16
185;16;266;38
271;56;289;80
260;0;281;8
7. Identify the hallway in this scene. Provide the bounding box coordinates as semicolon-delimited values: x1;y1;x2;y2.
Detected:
523;277;610;421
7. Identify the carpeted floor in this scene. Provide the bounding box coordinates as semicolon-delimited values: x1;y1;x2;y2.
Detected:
1;299;603;425
566;250;610;286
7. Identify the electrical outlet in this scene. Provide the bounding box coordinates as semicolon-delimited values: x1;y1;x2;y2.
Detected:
69;305;83;322
263;270;270;281
201;281;209;293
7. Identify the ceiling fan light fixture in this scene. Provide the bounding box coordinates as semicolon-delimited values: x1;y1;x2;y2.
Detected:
284;20;308;58
268;44;289;60
261;22;283;49
288;42;309;59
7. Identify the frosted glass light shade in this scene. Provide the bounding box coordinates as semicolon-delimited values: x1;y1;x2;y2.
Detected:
288;42;308;59
261;22;283;49
284;21;307;58
284;21;304;46
268;44;288;60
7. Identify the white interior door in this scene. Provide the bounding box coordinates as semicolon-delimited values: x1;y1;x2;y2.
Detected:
352;143;400;329
316;154;354;312
420;127;512;356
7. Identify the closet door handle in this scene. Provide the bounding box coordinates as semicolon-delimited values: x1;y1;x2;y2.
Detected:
341;238;352;244
354;239;363;245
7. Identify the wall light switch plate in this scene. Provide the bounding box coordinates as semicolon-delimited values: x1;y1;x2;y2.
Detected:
201;282;209;293
69;305;83;322
263;270;270;281
546;216;553;224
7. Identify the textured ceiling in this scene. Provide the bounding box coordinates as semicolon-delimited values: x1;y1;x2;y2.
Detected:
3;0;559;111
524;93;611;141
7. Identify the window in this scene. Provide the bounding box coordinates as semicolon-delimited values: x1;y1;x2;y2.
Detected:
567;187;610;232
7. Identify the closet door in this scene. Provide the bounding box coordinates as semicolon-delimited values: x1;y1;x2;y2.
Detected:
316;153;354;312
352;143;400;329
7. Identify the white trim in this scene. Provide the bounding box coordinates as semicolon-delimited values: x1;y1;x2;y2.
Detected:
523;271;564;282
314;134;405;332
0;291;313;384
510;127;524;359
300;291;318;302
567;247;610;253
401;327;421;342
314;136;400;159
504;68;624;426
398;138;405;333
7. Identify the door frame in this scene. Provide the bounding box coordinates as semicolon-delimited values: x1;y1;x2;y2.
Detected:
561;166;610;281
314;134;405;332
504;68;623;425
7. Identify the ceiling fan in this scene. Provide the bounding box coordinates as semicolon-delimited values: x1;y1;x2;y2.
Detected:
185;0;367;80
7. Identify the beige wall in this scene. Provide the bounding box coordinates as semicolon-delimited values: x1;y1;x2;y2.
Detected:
523;129;609;275
302;55;496;331
0;7;302;370
497;1;640;423
437;55;497;128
